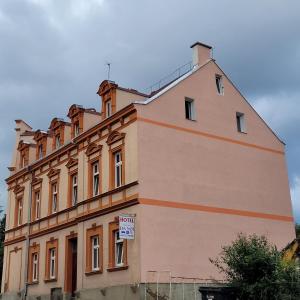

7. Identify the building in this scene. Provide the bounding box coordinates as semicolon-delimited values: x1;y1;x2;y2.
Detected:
1;42;296;300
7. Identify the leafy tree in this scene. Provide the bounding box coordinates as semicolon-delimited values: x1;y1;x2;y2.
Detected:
296;223;300;238
210;233;300;300
0;213;5;288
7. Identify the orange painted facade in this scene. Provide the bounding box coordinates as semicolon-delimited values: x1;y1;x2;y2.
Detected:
1;42;295;299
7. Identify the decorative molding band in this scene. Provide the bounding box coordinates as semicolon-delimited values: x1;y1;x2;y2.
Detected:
138;198;294;222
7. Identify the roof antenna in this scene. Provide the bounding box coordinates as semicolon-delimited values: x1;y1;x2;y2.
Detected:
106;62;111;80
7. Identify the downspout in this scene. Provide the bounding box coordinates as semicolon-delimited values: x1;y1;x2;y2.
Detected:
23;166;33;300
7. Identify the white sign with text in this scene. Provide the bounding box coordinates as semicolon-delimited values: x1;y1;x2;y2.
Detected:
119;214;135;240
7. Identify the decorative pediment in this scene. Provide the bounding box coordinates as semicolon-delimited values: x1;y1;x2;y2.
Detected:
97;80;118;96
67;104;84;118
65;157;78;168
34;130;48;141
47;168;61;178
85;143;103;156
106;130;126;145
49;118;67;131
17;140;29;151
31;176;43;186
13;184;25;195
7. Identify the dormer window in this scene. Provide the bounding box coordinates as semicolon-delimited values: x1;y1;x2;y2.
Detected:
55;135;61;149
18;141;30;169
74;122;80;137
21;153;27;168
38;144;43;159
34;130;48;160
106;100;112;118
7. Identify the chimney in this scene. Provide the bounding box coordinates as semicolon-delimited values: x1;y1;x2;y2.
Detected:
190;41;212;67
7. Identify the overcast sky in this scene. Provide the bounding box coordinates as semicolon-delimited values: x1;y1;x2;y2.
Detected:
0;0;299;222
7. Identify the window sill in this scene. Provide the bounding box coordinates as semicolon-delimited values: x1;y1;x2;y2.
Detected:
27;281;39;285
107;265;128;272
238;131;247;135
44;278;57;283
85;270;103;276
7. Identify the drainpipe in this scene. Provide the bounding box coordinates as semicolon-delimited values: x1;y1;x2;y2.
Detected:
23;166;33;300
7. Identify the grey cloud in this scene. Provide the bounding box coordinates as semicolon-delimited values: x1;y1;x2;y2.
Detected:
0;0;299;221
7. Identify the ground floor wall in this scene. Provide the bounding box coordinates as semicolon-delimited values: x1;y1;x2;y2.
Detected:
138;203;296;282
1;205;141;298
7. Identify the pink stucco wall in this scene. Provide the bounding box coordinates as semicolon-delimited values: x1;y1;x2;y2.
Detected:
135;60;295;282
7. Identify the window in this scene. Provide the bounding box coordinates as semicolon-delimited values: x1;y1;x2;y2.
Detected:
71;174;78;205
74;122;80;137
216;75;224;95
49;248;56;279
115;230;124;266
38;144;43;159
106;100;112;118
45;239;58;281
108;221;127;270
15;198;23;226
35;191;41;220
114;151;122;188
55;135;61;149
86;226;103;274
92;162;99;196
91;236;100;271
185;98;195;120
28;244;40;284
51;183;58;213
236;112;246;133
20;153;27;168
32;253;39;282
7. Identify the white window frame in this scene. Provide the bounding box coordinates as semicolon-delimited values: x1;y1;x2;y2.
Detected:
106;100;112;118
91;236;100;271
92;162;99;196
236;112;246;133
114;152;122;188
72;174;78;205
74;122;80;137
38;144;43;159
55;135;61;148
114;230;124;267
185;98;195;120
49;248;56;279
17;199;22;226
35;191;40;220
216;74;224;95
52;183;58;213
32;253;39;282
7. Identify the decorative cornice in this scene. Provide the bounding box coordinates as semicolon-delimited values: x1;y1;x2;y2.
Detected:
31;177;43;186
85;142;103;156
106;130;126;145
5;104;136;184
65;157;78;169
47;168;61;178
13;184;25;195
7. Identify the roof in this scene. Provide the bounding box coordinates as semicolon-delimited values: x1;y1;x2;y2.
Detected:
190;41;212;49
134;60;212;105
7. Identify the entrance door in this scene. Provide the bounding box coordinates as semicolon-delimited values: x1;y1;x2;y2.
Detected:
65;236;78;297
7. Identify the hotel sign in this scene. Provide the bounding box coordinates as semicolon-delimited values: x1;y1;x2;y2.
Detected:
119;214;135;240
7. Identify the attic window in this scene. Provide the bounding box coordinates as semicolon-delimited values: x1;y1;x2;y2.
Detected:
216;75;224;95
106;100;112;118
55;135;61;148
236;112;246;133
185;98;195;120
74;121;80;137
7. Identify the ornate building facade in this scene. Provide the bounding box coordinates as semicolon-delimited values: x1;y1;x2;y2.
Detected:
1;42;295;300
